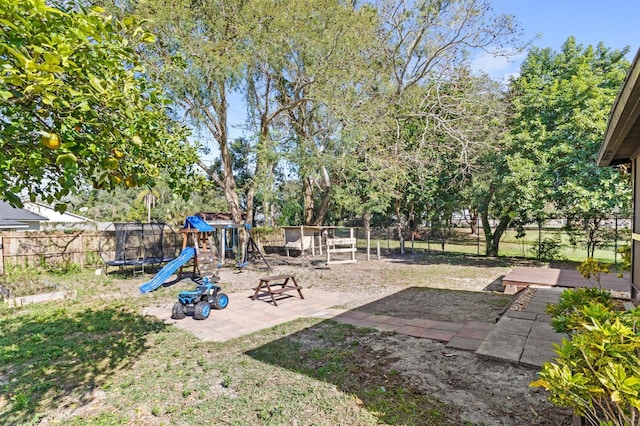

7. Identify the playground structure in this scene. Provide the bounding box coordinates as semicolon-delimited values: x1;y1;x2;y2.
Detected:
140;215;215;294
178;215;216;278
185;212;270;270
139;215;271;294
99;222;180;274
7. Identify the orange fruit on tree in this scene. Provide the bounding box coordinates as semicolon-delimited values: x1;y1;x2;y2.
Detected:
41;133;61;149
109;173;123;185
103;157;119;170
124;176;137;188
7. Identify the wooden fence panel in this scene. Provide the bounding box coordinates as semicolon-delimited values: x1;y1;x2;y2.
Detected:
0;231;103;272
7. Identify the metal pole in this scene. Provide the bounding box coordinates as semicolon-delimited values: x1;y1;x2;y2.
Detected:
538;221;542;260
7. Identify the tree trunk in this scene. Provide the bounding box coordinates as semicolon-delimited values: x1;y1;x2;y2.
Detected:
481;212;510;257
586;218;601;258
312;188;331;226
469;210;478;235
303;176;314;225
194;89;243;225
481;212;495;256
363;211;371;237
491;216;511;256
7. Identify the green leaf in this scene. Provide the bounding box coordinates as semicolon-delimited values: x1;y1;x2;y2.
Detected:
89;77;104;93
53;203;67;214
3;191;23;208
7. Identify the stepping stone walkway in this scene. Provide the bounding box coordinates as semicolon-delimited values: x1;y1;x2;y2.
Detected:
477;287;564;367
332;287;565;367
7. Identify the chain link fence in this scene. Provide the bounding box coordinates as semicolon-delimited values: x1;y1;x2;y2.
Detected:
353;218;631;263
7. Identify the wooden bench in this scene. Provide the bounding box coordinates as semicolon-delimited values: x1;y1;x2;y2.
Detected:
251;274;304;306
326;237;357;264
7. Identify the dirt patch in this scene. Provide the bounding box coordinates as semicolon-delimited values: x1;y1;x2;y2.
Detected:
354;287;514;323
121;251;570;424
363;332;571;425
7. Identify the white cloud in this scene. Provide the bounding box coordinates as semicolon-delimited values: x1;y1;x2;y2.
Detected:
470;50;527;81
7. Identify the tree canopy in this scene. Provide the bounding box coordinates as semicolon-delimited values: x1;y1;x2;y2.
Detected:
504;38;631;256
0;0;200;211
2;0;631;261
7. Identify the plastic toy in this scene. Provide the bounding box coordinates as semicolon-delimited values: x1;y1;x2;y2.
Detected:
171;275;229;320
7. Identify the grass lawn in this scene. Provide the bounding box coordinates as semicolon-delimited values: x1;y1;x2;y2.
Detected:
0;265;480;425
0;252;582;425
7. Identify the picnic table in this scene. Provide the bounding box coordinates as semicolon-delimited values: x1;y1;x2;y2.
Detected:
251;274;304;306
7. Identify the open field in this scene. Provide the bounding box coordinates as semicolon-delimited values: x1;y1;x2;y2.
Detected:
0;252;576;425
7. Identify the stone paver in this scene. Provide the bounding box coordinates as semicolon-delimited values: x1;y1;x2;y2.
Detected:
477;332;527;363
493;317;533;336
520;341;558;368
142;287;354;342
454;327;491;340
446;336;484;351
504;310;537;321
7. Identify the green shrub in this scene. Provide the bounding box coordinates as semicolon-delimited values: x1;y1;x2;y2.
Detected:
578;258;611;288
0;264;52;297
531;236;564;261
531;306;640;426
45;261;81;275
546;288;614;334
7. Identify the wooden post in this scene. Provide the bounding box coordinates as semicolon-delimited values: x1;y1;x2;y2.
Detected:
78;234;85;269
377;241;380;260
350;228;355;262
311;228;315;256
219;228;225;264
366;230;370;261
326;238;331;264
299;225;304;255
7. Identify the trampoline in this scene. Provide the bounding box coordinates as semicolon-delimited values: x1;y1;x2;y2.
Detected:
99;223;180;274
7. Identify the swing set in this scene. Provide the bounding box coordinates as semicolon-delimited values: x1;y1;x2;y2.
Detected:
211;223;271;271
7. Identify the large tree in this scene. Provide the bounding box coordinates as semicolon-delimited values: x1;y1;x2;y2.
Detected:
368;0;525;238
0;0;199;211
505;37;631;257
129;0;249;223
242;0;382;226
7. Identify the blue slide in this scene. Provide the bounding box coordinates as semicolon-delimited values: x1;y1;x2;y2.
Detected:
139;247;196;294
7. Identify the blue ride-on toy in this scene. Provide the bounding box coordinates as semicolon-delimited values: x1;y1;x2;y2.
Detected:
171;275;229;320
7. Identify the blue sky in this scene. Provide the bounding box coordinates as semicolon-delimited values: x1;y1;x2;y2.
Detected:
473;0;640;80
